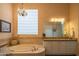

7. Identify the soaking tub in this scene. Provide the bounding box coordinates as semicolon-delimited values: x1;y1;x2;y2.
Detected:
8;44;45;56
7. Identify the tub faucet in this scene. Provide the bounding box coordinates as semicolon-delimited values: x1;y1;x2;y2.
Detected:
32;46;36;51
32;46;38;51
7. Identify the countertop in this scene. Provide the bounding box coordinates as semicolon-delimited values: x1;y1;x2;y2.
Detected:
43;37;77;41
0;40;8;48
16;37;77;41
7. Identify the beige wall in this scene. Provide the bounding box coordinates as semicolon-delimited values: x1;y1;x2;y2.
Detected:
0;3;78;45
69;4;79;55
69;4;79;39
13;3;69;37
0;4;12;41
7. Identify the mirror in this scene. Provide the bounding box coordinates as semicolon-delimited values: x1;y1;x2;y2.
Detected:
43;18;64;37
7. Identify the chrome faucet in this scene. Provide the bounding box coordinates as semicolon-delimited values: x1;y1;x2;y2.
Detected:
32;46;38;51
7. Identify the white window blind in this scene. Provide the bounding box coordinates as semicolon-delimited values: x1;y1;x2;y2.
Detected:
17;9;38;34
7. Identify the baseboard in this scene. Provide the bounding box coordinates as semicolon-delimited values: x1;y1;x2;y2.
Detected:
45;54;76;56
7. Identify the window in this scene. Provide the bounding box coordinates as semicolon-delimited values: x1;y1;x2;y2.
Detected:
17;9;38;34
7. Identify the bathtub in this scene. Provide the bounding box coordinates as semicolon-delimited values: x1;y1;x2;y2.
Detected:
8;44;45;56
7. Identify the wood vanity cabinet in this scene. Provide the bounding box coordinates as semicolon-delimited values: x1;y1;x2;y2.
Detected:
44;38;77;55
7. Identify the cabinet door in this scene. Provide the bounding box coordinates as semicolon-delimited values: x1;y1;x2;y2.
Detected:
50;41;60;54
44;41;52;55
64;41;77;54
44;41;60;55
57;41;67;54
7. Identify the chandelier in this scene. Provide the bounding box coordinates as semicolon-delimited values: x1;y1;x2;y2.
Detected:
17;3;27;16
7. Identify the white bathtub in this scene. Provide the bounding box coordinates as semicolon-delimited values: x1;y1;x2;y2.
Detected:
8;44;45;56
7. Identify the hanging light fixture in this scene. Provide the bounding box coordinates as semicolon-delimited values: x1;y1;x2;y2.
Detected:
17;3;27;16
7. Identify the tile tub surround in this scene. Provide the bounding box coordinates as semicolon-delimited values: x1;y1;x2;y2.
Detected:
43;37;77;56
10;37;44;46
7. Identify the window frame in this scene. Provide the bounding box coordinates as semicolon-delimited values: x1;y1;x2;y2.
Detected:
17;9;38;35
